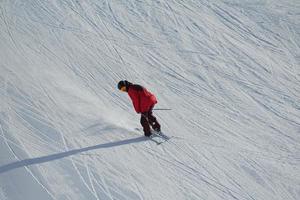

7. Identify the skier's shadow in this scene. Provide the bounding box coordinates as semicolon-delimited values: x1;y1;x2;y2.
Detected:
0;136;146;174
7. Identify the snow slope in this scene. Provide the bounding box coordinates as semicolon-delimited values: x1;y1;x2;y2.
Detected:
0;0;300;199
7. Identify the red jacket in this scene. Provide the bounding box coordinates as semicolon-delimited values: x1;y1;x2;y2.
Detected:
127;84;157;113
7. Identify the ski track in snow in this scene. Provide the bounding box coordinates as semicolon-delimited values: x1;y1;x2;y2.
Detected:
0;0;300;199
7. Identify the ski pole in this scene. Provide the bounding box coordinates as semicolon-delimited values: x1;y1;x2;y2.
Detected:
153;108;172;111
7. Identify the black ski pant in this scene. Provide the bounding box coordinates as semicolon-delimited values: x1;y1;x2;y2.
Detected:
140;106;161;137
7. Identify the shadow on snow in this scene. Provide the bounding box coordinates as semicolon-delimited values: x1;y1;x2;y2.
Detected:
0;136;147;174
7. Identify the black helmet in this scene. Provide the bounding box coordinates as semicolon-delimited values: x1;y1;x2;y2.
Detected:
118;80;130;91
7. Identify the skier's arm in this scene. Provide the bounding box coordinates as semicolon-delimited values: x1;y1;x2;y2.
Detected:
131;85;143;113
128;88;141;113
133;91;141;113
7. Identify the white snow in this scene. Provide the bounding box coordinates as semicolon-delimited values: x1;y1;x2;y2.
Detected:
0;0;300;199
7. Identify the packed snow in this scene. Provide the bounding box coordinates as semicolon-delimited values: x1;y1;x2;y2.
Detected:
0;0;299;199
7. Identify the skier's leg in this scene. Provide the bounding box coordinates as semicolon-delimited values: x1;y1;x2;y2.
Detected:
140;114;151;137
147;107;161;132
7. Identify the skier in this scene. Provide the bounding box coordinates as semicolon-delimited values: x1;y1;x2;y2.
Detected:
118;80;161;137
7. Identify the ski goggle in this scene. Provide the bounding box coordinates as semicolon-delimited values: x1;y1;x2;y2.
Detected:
120;86;126;92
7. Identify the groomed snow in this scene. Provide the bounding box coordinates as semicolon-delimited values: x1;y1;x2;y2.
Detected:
0;0;299;199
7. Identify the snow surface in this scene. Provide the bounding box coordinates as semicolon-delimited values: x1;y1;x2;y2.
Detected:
0;0;300;199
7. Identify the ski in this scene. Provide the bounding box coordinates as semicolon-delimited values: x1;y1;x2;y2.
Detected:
135;128;173;145
149;131;172;145
148;136;164;145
